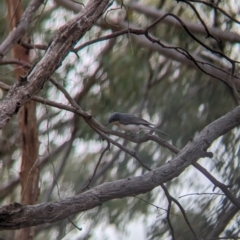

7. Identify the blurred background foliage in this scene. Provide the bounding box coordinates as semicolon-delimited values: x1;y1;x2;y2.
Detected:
0;0;240;239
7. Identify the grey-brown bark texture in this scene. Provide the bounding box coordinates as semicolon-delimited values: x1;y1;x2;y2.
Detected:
0;0;110;128
5;1;40;239
0;105;239;229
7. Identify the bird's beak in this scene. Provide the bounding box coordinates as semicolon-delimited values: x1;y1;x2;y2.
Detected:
105;122;110;126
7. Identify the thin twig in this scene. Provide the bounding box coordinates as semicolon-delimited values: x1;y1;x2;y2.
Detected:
134;196;170;213
80;141;110;192
181;0;220;41
193;163;240;208
179;192;224;199
182;0;240;24
161;184;198;239
67;217;82;231
161;184;176;240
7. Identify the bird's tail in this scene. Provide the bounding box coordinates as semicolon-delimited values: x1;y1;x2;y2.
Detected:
153;127;168;136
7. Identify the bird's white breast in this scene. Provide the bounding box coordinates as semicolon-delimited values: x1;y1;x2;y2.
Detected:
117;123;152;133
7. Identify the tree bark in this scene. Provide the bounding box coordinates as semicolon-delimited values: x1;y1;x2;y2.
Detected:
0;0;110;129
0;104;240;230
5;1;39;239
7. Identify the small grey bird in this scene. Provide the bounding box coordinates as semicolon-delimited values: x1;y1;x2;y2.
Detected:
106;112;168;136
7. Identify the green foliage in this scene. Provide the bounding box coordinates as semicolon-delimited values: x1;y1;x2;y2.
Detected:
0;0;240;239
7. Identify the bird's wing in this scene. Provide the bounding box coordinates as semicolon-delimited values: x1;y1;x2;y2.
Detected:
119;114;152;126
120;114;168;136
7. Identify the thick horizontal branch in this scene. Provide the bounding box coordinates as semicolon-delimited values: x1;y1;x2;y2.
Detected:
0;105;240;230
1;78;239;211
0;0;110;128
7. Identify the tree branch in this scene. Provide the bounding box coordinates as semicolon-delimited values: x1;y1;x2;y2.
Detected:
0;105;240;230
0;0;110;129
125;1;240;43
0;0;44;58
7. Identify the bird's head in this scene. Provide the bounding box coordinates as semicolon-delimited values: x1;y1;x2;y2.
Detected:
105;112;121;126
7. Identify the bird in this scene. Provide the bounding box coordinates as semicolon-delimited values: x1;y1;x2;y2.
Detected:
106;112;168;136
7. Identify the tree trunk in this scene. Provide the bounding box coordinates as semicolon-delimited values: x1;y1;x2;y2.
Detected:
5;1;39;239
